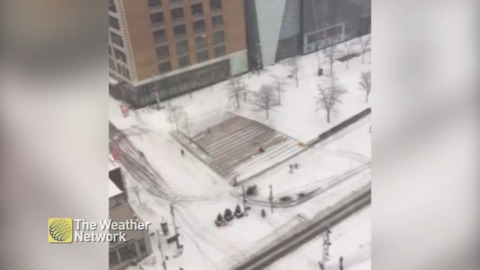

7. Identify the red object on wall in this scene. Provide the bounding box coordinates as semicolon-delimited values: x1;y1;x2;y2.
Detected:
112;149;120;161
121;104;129;117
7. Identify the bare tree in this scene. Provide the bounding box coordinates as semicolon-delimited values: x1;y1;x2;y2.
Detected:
358;71;371;102
286;56;300;88
358;35;371;64
341;39;358;70
271;75;287;105
251;84;280;119
166;105;187;132
226;77;247;109
323;45;340;75
316;75;347;123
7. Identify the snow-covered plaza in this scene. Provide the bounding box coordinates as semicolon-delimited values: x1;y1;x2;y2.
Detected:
110;36;371;270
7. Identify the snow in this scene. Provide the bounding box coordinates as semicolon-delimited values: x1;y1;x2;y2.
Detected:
109;179;123;198
110;36;371;270
109;76;118;85
266;206;371;270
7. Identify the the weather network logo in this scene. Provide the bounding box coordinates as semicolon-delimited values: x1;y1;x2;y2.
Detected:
48;218;73;243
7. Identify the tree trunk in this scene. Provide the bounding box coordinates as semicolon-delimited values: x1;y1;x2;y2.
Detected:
362;53;365;64
327;110;331;123
296;75;299;88
266;109;269;119
236;96;240;109
366;93;369;102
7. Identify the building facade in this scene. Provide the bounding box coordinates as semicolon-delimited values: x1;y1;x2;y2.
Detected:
109;169;152;270
244;0;371;68
109;0;248;107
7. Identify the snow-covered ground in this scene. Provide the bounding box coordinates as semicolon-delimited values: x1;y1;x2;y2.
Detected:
111;36;371;270
266;206;371;270
110;35;371;143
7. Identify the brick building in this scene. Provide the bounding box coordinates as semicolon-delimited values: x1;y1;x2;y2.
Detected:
109;0;248;107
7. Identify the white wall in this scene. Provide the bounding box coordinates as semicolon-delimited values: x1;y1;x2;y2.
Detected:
255;0;287;66
229;50;248;76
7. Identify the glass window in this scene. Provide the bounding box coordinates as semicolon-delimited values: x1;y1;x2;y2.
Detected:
109;16;120;30
138;239;147;254
159;61;172;73
212;15;223;29
110;251;119;265
109;0;117;12
110;32;124;47
191;3;203;16
148;0;161;7
114;48;127;63
150;12;164;25
210;0;222;12
193;20;205;33
108;46;112;56
153;29;167;44
213;31;224;44
176;40;189;55
173;25;186;38
196;50;208;62
171;8;184;21
156;46;169;60
214;45;226;57
178;56;190;68
118;243;137;262
195;36;207;49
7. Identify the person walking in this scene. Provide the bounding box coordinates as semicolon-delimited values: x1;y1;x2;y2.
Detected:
180;149;185;157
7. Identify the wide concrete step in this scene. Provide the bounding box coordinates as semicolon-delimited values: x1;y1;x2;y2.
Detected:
205;124;260;152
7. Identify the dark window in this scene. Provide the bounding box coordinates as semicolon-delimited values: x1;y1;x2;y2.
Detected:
110;251;119;265
173;25;186;38
210;0;222;12
148;0;161;7
108;46;112;56
214;45;226;57
176;40;189;55
153;29;167;44
109;0;117;12
213;31;224;44
156;46;169;60
159;61;172;73
110;32;124;47
114;48;127;63
196;50;208;62
171;8;184;21
109;16;120;30
191;3;203;16
178;56;190;68
150;12;164;25
195;36;207;49
212;15;223;29
138;239;147;254
193;20;205;33
118;243;137;262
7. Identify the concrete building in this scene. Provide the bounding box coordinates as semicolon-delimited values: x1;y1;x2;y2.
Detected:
109;0;248;107
109;171;152;269
244;0;371;68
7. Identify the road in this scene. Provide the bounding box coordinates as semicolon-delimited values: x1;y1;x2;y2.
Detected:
232;186;371;270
